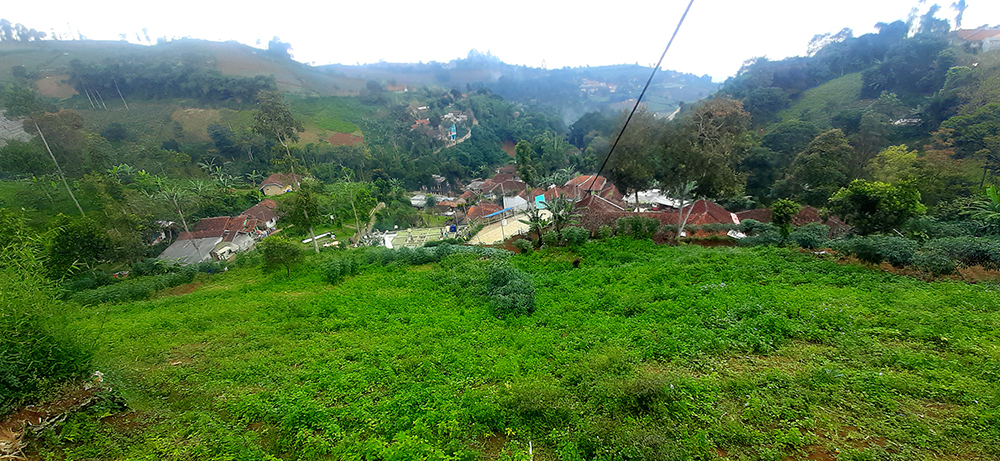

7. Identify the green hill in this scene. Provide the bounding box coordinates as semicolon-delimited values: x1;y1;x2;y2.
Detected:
38;240;1000;460
777;72;865;127
0;39;366;97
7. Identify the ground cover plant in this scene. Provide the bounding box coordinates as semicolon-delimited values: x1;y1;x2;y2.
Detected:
17;239;1000;460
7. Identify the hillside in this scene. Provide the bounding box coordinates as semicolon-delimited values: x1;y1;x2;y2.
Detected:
0;39;366;96
21;239;1000;460
322;56;719;123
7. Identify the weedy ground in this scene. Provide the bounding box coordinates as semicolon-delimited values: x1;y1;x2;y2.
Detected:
23;238;1000;460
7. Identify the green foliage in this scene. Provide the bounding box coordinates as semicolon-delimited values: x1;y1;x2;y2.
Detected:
911;251;957;276
71;268;197;305
485;260;535;318
542;229;561;247
598;224;614;240
1;209;90;413
788;223;829;249
828;179;926;235
775;129;854;206
616;216;661;240
513;238;533;254
770;199;800;239
258;236;304;277
47;215;114;279
562;226;589;247
922;237;1000;269
833;235;919;267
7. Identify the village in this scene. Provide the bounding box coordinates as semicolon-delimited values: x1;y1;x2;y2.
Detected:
156;165;847;265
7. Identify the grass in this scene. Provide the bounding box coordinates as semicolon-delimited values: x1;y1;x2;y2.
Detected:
778;71;866;127
26;239;1000;460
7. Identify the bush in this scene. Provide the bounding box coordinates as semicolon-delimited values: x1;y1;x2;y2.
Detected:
739;219;778;236
598;225;614;240
59;271;117;298
616;216;660;240
912;251;957;276
71;269;197;304
562;226;589;247
513;239;533;254
542;230;562;247
738;232;783;247
789;223;829;249
131;258;181;277
923;237;1000;269
834;235;918;267
486;261;535;318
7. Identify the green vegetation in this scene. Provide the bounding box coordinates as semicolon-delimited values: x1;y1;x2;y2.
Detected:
14;239;997;460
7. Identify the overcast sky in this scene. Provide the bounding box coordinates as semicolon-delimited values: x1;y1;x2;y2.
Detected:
5;1;1000;81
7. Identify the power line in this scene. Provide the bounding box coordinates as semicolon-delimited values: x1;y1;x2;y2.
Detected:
587;0;696;194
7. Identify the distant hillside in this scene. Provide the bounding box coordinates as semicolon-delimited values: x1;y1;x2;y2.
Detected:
0;39;366;97
321;52;719;123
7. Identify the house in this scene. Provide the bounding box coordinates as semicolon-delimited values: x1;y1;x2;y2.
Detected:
467;201;503;220
241;199;279;231
955;28;1000;51
564;175;624;202
157;216;258;265
259;173;301;196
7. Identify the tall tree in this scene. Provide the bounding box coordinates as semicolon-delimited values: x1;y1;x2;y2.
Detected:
2;85;85;216
605;109;657;205
514;140;537;187
252;90;303;175
279;188;322;253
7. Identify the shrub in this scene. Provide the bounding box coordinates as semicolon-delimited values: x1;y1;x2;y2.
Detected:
616;216;660;240
834;235;918;267
59;271;117;298
923;237;1000;269
789;223;829;249
912;252;957;276
131;258;181;277
598;225;614;240
486;261;535;318
542;230;562;247
738;232;783;247
562;226;589;247
71;269;197;304
513;239;533;254
739;219;778;236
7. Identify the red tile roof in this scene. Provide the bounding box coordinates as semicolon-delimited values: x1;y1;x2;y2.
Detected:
467;201;503;220
565;175;607;191
955;28;1000;41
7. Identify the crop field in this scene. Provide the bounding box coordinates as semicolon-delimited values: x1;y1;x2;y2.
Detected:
29;239;1000;460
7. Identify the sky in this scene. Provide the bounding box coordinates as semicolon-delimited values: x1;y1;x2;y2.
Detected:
4;0;1000;82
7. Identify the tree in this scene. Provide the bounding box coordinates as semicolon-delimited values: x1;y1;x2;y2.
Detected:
279;189;322;253
259;236;303;278
770;198;800;240
2;85;85;216
514;140;537;186
605;109;657;205
827;179;926;235
776;129;854;206
252;90;303;174
47;216;113;278
518;205;550;248
656;97;752;200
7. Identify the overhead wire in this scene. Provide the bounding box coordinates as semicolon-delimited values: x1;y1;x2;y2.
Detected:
586;0;696;194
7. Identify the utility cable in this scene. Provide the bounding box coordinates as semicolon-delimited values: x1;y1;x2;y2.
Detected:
587;0;696;194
